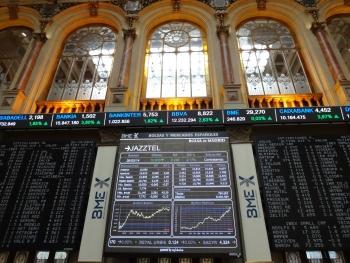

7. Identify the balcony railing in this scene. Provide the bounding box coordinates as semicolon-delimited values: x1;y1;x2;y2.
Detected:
248;93;323;108
35;100;105;113
140;97;213;111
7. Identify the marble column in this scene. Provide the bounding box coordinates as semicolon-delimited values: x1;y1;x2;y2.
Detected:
311;22;346;82
117;28;136;89
17;32;47;92
217;25;235;85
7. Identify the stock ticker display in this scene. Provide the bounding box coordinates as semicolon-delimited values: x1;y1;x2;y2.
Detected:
255;136;350;250
0;140;96;250
105;132;241;255
1;106;350;129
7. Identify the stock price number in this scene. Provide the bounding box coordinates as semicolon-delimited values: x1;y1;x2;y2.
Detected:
82;113;97;119
246;109;265;115
143;112;159;118
29;114;44;120
197;111;213;116
314;107;331;113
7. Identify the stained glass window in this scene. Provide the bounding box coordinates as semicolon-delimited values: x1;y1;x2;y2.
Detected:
328;16;350;73
236;19;311;95
145;22;208;98
0;27;32;92
47;26;117;101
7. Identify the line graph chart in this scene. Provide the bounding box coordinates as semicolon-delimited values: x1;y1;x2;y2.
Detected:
175;203;235;235
113;202;171;234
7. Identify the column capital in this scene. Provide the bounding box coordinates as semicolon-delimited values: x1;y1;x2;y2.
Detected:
311;21;327;34
33;32;48;43
216;25;230;37
123;28;137;40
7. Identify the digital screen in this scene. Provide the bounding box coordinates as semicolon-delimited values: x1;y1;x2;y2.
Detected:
105;111;167;126
52;113;105;128
276;107;343;123
167;110;223;125
0;140;96;250
224;109;275;124
105;132;241;255
0;107;349;130
254;136;350;250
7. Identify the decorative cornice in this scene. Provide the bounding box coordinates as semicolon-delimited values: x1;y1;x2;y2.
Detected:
256;0;266;10
31;3;75;19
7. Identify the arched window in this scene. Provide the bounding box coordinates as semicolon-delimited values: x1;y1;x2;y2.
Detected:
236;19;311;95
145;21;208;98
0;27;32;92
47;26;117;101
327;16;350;73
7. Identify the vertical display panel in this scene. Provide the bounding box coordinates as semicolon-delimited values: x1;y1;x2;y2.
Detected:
0;140;96;250
254;136;350;250
105;132;241;256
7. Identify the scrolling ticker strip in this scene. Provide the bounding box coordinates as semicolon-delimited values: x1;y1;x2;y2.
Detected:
0;106;350;129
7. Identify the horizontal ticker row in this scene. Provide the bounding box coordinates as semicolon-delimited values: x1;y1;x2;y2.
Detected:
0;106;350;129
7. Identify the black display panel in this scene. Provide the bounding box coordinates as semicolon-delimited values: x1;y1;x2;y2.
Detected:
224;109;275;124
0;140;97;250
254;136;350;250
167;110;223;125
105;132;240;256
105;111;167;126
276;107;343;123
343;106;350;121
52;113;105;128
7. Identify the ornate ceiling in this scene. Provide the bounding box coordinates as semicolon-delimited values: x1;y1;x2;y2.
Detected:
0;0;320;15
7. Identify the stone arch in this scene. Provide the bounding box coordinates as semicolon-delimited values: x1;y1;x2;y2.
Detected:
128;0;223;110
23;3;126;113
227;0;337;105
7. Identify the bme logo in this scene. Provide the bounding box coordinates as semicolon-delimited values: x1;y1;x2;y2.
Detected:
239;175;259;218
92;177;110;219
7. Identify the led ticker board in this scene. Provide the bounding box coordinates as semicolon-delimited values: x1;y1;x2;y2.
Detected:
342;106;350;121
276;107;343;123
105;132;241;255
0;140;96;250
1;107;350;129
255;136;350;250
105;111;167;126
167;110;223;125
223;108;275;124
52;113;105;128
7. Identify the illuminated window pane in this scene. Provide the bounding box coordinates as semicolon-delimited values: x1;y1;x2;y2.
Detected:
47;26;117;101
145;22;208;99
0;27;32;92
236;19;311;95
328;16;350;73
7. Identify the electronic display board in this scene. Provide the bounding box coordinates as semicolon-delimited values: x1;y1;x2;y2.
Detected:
105;111;167;126
254;136;350;250
0;140;96;250
1;106;350;130
167;110;223;125
52;113;105;128
224;109;275;124
276;107;343;123
105;132;241;256
342;106;350;121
